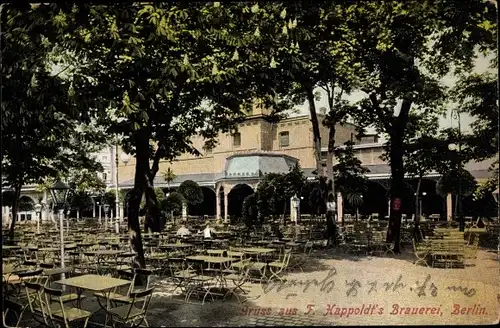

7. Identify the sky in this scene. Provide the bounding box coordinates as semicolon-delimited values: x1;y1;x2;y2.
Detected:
292;54;496;141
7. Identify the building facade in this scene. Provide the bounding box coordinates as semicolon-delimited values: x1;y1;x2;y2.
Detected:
7;104;497;223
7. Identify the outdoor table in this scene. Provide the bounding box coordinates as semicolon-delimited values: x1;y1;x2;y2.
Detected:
2;265;28;275
92;250;125;275
43;266;74;277
207;250;245;258
37;247;59;262
55;273;132;323
240;247;276;254
2;245;21;250
286;242;303;248
240;247;275;261
186;255;233;297
160;243;194;249
187;255;233;265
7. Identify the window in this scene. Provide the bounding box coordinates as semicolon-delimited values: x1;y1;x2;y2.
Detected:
279;131;289;147
102;172;107;181
233;132;241;147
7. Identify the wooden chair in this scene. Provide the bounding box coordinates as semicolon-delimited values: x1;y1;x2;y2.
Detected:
43;286;93;328
412;239;429;267
94;269;136;307
23;282;57;326
184;259;216;304
268;249;292;282
106;288;154;328
1;273;43;328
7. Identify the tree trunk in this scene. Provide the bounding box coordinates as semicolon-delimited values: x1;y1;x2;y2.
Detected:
128;131;149;269
414;176;422;241
454;194;458;222
386;126;406;253
325;120;337;245
8;182;22;244
144;182;161;232
305;86;323;176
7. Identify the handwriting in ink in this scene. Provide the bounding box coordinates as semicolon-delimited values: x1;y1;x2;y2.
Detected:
261;268;337;295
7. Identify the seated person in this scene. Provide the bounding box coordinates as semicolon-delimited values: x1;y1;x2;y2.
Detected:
176;225;191;237
203;224;215;239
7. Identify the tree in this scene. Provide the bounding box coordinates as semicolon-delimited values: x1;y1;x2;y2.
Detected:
333;141;369;225
345;193;364;221
68;191;94;218
254;166;306;223
242;193;259;227
102;191;117;210
344;0;496;252
161;192;184;217
334;141;369;196
55;3;293;267
65;168;106;219
256;173;284;221
1;4;107;241
178;180;204;213
436;168;478;201
162;168;176;192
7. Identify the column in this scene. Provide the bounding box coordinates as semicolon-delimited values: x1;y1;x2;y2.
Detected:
182;202;187;221
42;191;48;222
446;193;453;221
216;190;221;221
92;203;96;219
337;192;343;222
224;192;229;223
290;197;297;222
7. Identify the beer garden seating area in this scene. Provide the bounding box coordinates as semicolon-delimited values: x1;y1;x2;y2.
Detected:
2;216;499;327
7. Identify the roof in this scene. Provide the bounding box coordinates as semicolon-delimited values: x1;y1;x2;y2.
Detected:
117;157;497;188
224;153;298;178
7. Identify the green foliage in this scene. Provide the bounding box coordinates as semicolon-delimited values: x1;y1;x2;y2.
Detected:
474;164;499;201
308;177;327;215
345;193;364;208
102;191;116;208
140;188;165;209
333;141;369;196
1;4;106;188
178;180;203;206
161;192;184;215
255;166;306;220
242;193;259;227
67;169;106;194
69;191;94;212
452;72;498;161
162;168;176;187
436;168;477;198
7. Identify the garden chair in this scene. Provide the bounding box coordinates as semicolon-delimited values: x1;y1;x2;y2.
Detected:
351;232;370;256
288;242;313;273
412;239;429;267
184;259;216;304
268;248;292;282
94;269;136;307
167;258;197;296
23;281;61;326
43;286;93;328
106;288;154;328
1;274;43;328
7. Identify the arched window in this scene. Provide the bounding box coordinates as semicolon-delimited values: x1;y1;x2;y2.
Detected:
233;132;241;147
279;131;289;147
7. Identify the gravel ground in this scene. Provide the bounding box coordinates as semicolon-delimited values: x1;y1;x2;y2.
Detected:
8;248;499;327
